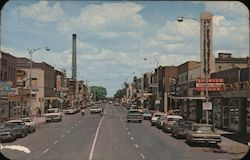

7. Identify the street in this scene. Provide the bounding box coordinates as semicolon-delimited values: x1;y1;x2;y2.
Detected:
1;103;248;160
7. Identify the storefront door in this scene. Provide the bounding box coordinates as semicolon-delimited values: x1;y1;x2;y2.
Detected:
222;106;229;128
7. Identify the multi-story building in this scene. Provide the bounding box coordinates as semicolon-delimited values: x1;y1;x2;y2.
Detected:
211;67;250;133
16;57;56;115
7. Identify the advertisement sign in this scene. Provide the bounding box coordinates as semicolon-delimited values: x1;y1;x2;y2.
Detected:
196;78;224;91
0;82;11;96
203;102;212;110
155;99;160;104
56;75;61;91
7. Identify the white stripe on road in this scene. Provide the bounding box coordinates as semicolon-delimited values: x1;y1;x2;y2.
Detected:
125;128;128;130
88;116;104;160
131;137;134;141
67;130;70;133
75;124;78;126
71;126;74;129
61;135;65;138
43;148;49;154
128;132;131;135
53;140;58;144
134;144;139;148
140;153;145;159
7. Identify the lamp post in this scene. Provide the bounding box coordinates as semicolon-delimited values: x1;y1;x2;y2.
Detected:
178;14;211;124
27;47;49;116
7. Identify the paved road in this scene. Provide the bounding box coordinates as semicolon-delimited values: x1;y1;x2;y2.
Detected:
1;104;248;160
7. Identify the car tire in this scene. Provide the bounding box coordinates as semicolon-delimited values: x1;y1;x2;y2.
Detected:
127;120;130;123
139;120;142;123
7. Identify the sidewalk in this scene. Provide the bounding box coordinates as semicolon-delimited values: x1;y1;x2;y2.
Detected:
32;116;46;125
215;128;249;156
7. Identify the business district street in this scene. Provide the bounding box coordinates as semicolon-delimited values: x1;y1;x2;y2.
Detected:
1;104;248;160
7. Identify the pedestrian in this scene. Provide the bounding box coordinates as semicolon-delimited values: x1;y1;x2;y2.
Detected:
81;108;85;116
38;108;41;117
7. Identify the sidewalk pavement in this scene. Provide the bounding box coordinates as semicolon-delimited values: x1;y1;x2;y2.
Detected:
215;128;249;155
32;116;46;125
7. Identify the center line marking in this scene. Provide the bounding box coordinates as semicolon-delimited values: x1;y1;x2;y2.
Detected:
140;153;145;159
67;130;70;133
61;135;65;138
43;148;49;154
53;140;58;144
71;126;74;129
125;128;128;130
131;137;134;140
88;116;105;160
134;144;139;148
128;132;131;135
75;124;78;126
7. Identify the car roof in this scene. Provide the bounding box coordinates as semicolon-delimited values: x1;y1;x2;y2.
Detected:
167;115;183;119
7;119;23;123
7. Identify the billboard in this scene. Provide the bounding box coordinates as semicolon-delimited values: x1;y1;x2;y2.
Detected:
196;78;224;91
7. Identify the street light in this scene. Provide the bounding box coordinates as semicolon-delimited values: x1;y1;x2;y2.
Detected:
27;47;49;116
178;14;211;124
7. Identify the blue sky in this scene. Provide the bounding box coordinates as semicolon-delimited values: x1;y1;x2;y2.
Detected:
1;1;249;96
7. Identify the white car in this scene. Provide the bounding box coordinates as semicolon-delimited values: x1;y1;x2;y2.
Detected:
162;115;183;133
151;112;167;126
90;106;102;114
45;108;63;122
64;107;78;114
21;117;36;133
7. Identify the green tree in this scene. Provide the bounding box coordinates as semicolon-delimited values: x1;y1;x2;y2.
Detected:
90;86;107;101
114;88;125;99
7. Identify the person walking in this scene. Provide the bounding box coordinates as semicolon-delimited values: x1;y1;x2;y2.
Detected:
81;108;85;116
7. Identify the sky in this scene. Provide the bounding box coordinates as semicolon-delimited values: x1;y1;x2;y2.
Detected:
1;1;249;96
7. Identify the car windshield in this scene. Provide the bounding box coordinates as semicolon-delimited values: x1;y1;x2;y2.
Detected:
193;126;213;132
1;1;248;160
22;119;30;122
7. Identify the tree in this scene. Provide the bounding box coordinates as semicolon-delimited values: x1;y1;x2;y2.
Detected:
114;88;125;99
90;86;107;101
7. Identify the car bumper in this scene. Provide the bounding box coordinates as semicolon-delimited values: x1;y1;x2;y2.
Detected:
46;117;61;122
0;134;15;141
189;138;221;144
127;118;142;121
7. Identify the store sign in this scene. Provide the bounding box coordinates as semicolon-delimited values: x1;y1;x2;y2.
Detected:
8;88;18;96
56;75;61;91
155;99;160;104
203;102;212;110
196;78;224;91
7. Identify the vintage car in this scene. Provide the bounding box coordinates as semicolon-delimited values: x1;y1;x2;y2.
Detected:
45;108;63;122
90;105;102;114
185;124;221;145
171;120;197;138
151;112;167;126
156;115;168;129
0;123;17;142
162;115;183;133
142;109;152;120
6;120;28;138
21;117;37;133
63;107;78;114
127;109;143;123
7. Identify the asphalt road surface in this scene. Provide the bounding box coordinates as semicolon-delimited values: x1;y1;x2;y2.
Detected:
1;103;247;160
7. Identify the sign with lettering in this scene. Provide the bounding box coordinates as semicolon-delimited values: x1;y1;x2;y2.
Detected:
0;82;11;96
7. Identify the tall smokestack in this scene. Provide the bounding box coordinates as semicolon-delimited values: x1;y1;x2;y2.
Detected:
72;34;77;80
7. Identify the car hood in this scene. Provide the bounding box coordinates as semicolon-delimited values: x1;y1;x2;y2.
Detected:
0;128;12;132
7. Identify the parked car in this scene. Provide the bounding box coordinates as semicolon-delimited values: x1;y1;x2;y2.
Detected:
6;120;28;138
171;120;197;138
21;117;36;133
162;115;183;132
185;123;221;145
127;109;143;123
90;105;102;114
151;112;166;126
45;108;63;122
64;107;78;114
156;115;168;129
0;123;17;142
142;109;152;120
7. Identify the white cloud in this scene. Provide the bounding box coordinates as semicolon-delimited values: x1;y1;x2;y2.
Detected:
15;1;64;22
58;2;146;35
